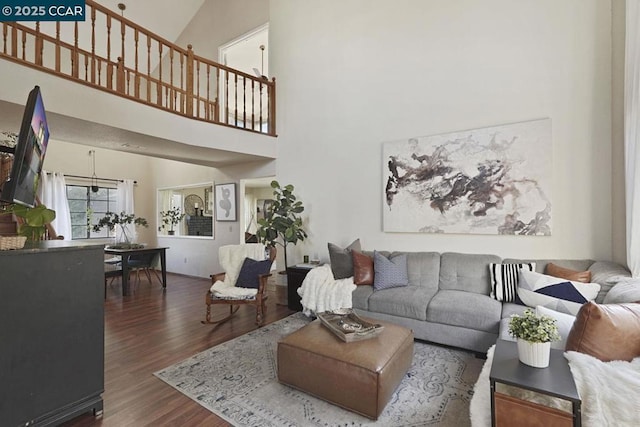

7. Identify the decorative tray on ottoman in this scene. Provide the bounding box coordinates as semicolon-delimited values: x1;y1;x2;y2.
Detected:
317;309;384;342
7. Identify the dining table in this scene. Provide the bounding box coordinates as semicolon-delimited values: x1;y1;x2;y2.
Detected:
104;246;168;296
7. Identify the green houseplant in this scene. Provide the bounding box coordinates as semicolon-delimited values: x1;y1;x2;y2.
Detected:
93;211;148;248
1;203;56;242
508;308;560;368
256;180;307;269
160;206;185;235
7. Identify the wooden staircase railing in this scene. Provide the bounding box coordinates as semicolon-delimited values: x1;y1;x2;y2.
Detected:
0;0;276;136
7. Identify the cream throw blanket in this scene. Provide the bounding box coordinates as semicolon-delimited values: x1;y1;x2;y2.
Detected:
297;264;357;316
210;244;266;299
470;345;640;427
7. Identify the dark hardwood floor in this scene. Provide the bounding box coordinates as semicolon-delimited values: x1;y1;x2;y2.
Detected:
64;273;294;427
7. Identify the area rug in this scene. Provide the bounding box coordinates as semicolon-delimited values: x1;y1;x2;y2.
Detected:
154;313;484;426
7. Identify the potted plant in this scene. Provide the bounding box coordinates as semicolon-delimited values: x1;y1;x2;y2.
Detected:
93;211;148;249
1;203;56;242
256;180;307;269
508;308;560;368
160;206;185;235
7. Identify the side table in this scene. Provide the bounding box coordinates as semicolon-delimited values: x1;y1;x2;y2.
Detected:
489;339;581;427
286;265;313;311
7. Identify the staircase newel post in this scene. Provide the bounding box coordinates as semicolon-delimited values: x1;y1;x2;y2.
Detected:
269;77;277;136
186;44;194;117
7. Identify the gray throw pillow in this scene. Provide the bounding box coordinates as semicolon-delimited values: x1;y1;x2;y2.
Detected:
328;239;361;279
603;279;640;304
373;251;408;291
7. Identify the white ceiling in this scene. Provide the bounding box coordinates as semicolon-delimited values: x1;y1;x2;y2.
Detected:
95;0;206;44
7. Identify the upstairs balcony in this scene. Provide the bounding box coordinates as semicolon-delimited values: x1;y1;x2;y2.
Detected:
0;0;276;166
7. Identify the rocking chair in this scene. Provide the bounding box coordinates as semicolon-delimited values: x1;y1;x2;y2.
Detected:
203;244;276;327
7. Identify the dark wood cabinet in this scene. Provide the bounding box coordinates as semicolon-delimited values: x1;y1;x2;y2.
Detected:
286;266;312;311
0;241;105;426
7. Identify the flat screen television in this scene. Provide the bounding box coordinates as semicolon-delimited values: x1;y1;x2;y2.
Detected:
0;86;50;208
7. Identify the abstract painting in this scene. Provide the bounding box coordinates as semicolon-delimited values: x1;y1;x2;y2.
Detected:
215;183;237;221
383;119;552;235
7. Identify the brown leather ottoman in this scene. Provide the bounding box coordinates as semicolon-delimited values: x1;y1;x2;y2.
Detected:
277;318;414;420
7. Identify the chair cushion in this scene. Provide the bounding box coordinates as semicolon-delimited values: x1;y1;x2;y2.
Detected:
235;257;272;289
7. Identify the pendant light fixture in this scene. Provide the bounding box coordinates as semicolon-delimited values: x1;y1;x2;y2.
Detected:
90;150;99;192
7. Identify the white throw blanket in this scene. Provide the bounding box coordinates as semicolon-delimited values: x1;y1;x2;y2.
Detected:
297;264;357;316
470;346;640;427
210;244;266;298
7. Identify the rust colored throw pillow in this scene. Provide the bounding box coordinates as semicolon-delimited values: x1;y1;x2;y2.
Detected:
566;301;640;362
545;263;592;283
352;250;374;285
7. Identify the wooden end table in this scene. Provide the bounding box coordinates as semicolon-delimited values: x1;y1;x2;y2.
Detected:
490;339;581;427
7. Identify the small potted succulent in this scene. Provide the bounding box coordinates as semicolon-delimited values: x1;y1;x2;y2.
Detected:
93;211;148;248
508;308;560;368
160;206;185;235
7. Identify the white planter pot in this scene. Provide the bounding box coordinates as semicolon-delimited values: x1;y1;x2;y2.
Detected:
516;339;551;368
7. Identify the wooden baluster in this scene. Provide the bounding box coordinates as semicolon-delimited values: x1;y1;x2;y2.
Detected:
97;58;102;85
196;60;201;118
146;35;151;102
120;16;125;69
21;30;26;60
34;22;43;66
72;22;79;78
2;24;7;54
116;57;124;93
107;61;113;90
185;45;194;117
179;49;184;113
242;76;246;128
214;67;219;122
269;77;276;135
106;14;111;63
55;22;61;72
169;47;174;110
205;64;211;121
90;6;95;82
10;25;17;57
259;80;263;131
234;73;238;126
224;69;229;124
134;29;139;98
157;43;163;106
251;80;255;131
126;71;131;95
84;55;89;81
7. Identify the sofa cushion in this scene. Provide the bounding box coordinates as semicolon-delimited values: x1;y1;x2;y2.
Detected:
603;279;640;304
566;302;640;362
328;239;361;279
545;263;591;283
352;285;374;310
426;290;502;333
439;252;502;294
352;250;374;285
367;286;431;321
373;251;408;291
489;262;535;302
535;306;576;350
517;270;600;315
589;261;632;303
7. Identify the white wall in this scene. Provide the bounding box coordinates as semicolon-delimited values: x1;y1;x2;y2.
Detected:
270;0;618;264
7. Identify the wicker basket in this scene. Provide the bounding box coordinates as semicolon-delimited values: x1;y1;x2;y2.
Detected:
0;235;27;250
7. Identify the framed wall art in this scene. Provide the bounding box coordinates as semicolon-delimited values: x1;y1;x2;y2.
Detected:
215;183;237;221
382;118;552;235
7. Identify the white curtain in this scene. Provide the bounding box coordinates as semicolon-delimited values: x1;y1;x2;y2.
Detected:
625;1;640;277
116;179;136;242
38;171;72;240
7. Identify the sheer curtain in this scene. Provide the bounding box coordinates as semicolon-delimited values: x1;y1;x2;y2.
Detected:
116;179;136;242
625;1;640;277
38;171;72;240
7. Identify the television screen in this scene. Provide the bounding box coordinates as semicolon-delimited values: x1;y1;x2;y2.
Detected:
0;86;49;208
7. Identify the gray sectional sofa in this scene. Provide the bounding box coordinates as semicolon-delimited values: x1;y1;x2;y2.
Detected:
352;252;632;353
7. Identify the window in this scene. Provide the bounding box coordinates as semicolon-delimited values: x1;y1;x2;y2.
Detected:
66;185;117;239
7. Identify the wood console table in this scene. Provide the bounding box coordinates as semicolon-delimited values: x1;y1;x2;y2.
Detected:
104;246;168;296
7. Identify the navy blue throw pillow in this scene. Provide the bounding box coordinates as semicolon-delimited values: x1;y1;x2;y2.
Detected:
235;257;273;289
